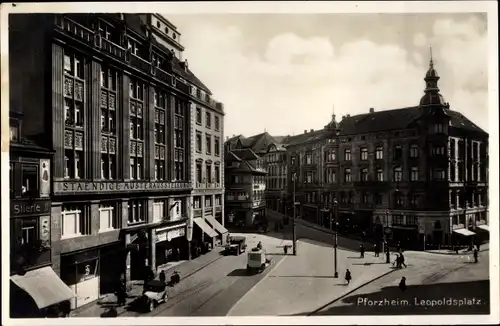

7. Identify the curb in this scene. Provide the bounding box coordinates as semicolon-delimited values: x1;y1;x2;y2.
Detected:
307;268;398;316
424;248;489;256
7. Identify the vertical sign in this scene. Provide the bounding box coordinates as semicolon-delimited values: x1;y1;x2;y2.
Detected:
39;215;51;247
39;159;50;197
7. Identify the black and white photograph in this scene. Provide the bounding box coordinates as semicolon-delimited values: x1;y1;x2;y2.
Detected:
1;1;498;325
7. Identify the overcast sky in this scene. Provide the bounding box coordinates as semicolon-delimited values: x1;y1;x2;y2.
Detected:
168;13;488;138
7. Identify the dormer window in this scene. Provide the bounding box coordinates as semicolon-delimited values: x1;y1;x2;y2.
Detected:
98;20;113;41
127;38;139;56
152;52;162;68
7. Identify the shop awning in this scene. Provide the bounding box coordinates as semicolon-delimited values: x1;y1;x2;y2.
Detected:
10;266;75;309
453;228;476;237
477;224;489;232
193;218;218;238
205;215;228;235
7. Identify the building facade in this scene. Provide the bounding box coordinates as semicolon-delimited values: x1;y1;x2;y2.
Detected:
285;59;489;249
224;149;267;228
9;13;224;311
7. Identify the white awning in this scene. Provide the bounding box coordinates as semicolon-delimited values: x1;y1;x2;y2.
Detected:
205;215;228;235
453;228;476;237
11;266;75;309
193;218;218;238
477;224;489;232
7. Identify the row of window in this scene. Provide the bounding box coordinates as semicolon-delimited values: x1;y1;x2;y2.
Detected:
195;163;222;184
267;165;286;177
266;177;287;189
193;195;222;209
61;199;187;238
195;107;221;131
229;175;265;184
305;192;421;207
195;132;221;156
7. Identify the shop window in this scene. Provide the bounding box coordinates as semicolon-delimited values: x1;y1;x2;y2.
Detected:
406;215;418;226
128;200;145;225
99;203;118;232
392;215;403;225
62;204;89;238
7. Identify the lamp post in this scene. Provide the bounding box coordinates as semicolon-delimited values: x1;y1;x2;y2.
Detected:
292;172;298;255
331;198;339;278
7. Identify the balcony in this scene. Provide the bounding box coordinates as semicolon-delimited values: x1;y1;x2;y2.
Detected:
155;67;173;85
130;53;151;73
55;15;94;45
176;80;190;94
353;180;391;190
196;182;221;189
101;37;126;61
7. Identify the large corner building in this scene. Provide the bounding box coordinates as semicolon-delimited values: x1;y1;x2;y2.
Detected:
8;13;225;315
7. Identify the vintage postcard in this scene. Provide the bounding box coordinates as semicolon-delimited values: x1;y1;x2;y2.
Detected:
1;1;498;325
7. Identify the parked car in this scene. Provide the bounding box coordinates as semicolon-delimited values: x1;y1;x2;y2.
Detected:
138;280;168;312
224;236;247;256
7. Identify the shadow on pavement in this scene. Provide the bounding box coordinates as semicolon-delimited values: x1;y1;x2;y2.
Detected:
295;280;490;315
227;269;249;277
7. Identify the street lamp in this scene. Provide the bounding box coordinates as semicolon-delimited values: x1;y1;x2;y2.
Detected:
292;172;298;255
332;198;339;278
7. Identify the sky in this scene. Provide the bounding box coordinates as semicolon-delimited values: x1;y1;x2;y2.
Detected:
169;13;488;139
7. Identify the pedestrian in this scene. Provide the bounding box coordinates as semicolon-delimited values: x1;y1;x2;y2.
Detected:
473;248;478;263
477;242;481;251
116;275;127;306
106;307;118;318
393;254;399;268
400;253;407;268
385;250;391;264
257;241;263;250
374;243;380;257
159;270;166;283
345;269;352;285
399;277;407;292
396;242;401;253
360;244;365;258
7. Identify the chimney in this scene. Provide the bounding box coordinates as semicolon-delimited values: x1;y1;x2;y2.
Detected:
310;129;314;132
304;130;308;134
184;59;188;71
369;108;375;113
346;114;351;118
342;115;346;120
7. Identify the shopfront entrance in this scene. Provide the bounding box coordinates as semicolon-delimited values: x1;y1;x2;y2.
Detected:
155;225;186;268
98;243;124;295
60;249;100;309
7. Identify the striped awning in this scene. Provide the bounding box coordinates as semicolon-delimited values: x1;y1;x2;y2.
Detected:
193;218;218;238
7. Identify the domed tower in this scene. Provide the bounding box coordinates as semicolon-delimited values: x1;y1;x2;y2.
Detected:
325;104;340;135
419;48;449;110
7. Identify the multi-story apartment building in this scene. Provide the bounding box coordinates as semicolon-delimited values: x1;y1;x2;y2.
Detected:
192;82;228;246
286;59;489;250
9;13;225;312
224;148;267;228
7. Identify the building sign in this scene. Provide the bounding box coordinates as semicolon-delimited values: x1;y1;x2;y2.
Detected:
11;199;51;217
155;226;186;243
54;181;192;194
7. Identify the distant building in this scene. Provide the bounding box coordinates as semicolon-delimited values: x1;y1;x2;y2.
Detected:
224;149;267;228
285;58;489;249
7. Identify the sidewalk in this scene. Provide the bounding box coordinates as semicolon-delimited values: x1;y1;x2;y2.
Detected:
425;242;490;255
70;248;224;317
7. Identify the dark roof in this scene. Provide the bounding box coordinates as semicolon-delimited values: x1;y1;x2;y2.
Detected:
241;132;277;153
224;150;241;163
338;107;486;135
121;14;212;95
231;148;261;161
225;135;245;148
282;129;328;147
10;137;53;154
272;136;288;144
338;107;421;135
172;56;212;95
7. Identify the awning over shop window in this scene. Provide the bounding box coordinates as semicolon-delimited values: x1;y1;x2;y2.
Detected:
453;228;476;237
205;215;228;235
193;218;218;238
10;266;75;309
477;224;489;232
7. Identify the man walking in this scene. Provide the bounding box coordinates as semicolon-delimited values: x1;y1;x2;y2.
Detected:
374;243;380;257
345;269;352;285
360;244;365;258
473;248;478;263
